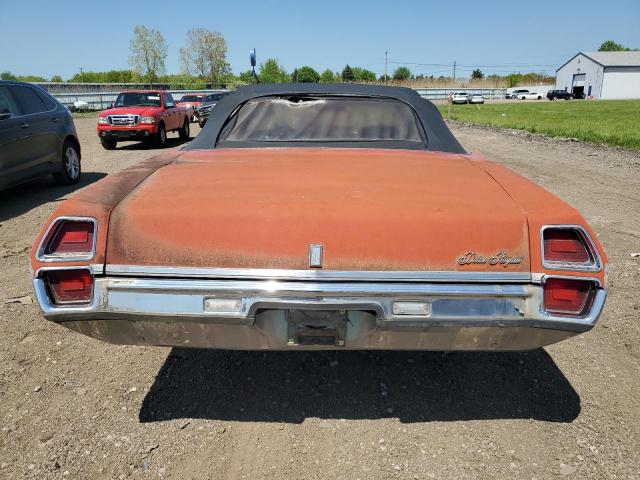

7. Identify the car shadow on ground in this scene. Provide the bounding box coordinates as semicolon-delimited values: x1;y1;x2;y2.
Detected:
115;136;192;151
0;172;107;222
139;349;580;424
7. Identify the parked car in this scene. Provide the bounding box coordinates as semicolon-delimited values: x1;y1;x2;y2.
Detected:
547;90;574;100
176;93;206;122
31;84;608;352
469;94;485;104
196;92;229;127
506;89;529;99
451;91;471;104
96;90;191;150
517;92;543;100
0;80;81;191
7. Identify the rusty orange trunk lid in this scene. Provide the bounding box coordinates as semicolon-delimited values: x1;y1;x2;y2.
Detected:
106;148;530;271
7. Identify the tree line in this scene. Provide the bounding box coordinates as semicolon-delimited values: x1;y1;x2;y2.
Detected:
7;29;628;88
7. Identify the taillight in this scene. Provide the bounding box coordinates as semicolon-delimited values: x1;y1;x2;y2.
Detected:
38;218;96;260
543;277;593;315
45;269;93;304
542;227;600;270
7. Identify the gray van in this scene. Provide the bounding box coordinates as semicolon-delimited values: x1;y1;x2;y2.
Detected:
0;81;81;191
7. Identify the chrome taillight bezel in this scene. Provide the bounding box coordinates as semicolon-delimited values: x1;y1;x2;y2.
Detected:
36;216;97;262
540;225;602;272
541;274;599;317
37;266;95;306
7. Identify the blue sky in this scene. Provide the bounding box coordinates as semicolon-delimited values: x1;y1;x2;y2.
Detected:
1;0;639;79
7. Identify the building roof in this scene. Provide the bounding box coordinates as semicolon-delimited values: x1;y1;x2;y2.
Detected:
558;51;640;71
582;51;640;67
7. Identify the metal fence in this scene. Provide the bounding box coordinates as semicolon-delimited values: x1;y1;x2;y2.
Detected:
414;88;507;100
50;89;229;111
49;87;509;111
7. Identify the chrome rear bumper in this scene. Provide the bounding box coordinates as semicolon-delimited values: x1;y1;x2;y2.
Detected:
33;276;607;351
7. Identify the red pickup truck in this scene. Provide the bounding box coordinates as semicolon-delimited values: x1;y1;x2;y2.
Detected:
96;90;191;149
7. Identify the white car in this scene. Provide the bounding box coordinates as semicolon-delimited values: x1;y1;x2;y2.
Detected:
506;89;529;99
469;94;485;104
517;92;543;100
451;91;471;104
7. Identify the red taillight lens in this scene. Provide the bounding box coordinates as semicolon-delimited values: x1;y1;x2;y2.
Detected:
45;221;94;256
543;278;593;315
544;228;591;263
46;269;93;304
543;229;590;263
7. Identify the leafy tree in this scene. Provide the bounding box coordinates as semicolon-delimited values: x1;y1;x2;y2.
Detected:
1;71;17;80
352;67;376;82
258;58;290;83
129;25;168;84
506;73;521;87
471;69;484;80
69;70;138;83
50;75;64;82
15;75;47;82
319;69;335;83
341;64;355;82
378;73;391;83
292;66;320;83
598;40;627;52
392;66;411;81
179;28;230;87
238;70;257;83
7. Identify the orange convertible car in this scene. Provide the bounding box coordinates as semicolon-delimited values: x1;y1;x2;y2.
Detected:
31;84;607;351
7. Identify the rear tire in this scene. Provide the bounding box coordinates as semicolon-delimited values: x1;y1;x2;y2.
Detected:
100;138;117;150
178;118;190;140
54;140;81;185
156;123;167;147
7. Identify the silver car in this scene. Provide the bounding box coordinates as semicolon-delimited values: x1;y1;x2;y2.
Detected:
469;94;485;104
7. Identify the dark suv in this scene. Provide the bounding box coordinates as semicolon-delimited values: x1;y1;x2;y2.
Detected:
0;81;81;191
546;90;573;100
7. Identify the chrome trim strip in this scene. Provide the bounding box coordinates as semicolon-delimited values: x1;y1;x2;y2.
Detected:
34;275;607;332
540;225;603;272
104;265;532;283
35;216;97;263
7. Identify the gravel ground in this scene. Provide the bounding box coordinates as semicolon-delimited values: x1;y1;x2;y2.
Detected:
0;118;639;479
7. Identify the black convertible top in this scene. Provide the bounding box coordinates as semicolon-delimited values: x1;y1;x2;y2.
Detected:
186;83;466;153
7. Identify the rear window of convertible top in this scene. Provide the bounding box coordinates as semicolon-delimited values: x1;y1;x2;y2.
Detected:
217;95;424;144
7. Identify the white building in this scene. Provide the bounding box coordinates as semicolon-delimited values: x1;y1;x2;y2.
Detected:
555;51;640;99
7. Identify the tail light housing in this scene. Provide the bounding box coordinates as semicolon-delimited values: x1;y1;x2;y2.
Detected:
543;277;594;316
541;226;600;271
37;217;96;261
44;269;94;305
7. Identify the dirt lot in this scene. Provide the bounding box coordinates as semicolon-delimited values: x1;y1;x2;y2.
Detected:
1;118;639;479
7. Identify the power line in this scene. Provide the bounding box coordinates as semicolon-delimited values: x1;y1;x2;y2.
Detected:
389;59;558;68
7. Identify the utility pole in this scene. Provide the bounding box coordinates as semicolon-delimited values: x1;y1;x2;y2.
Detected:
384;51;388;85
453;61;456;82
79;67;83;82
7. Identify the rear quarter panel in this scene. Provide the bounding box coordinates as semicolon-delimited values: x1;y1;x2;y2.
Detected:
469;153;607;286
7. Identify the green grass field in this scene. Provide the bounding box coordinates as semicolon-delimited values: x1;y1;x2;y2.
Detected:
438;100;640;150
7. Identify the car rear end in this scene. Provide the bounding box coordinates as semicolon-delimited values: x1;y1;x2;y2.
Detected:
30;149;608;352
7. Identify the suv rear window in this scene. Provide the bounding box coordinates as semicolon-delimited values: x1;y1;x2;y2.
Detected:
11;86;49;114
218;96;424;143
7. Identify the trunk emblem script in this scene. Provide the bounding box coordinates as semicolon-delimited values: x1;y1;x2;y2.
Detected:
309;244;323;268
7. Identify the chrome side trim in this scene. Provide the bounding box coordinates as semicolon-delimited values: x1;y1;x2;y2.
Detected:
540;225;603;272
36;216;97;263
104;265;532;283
